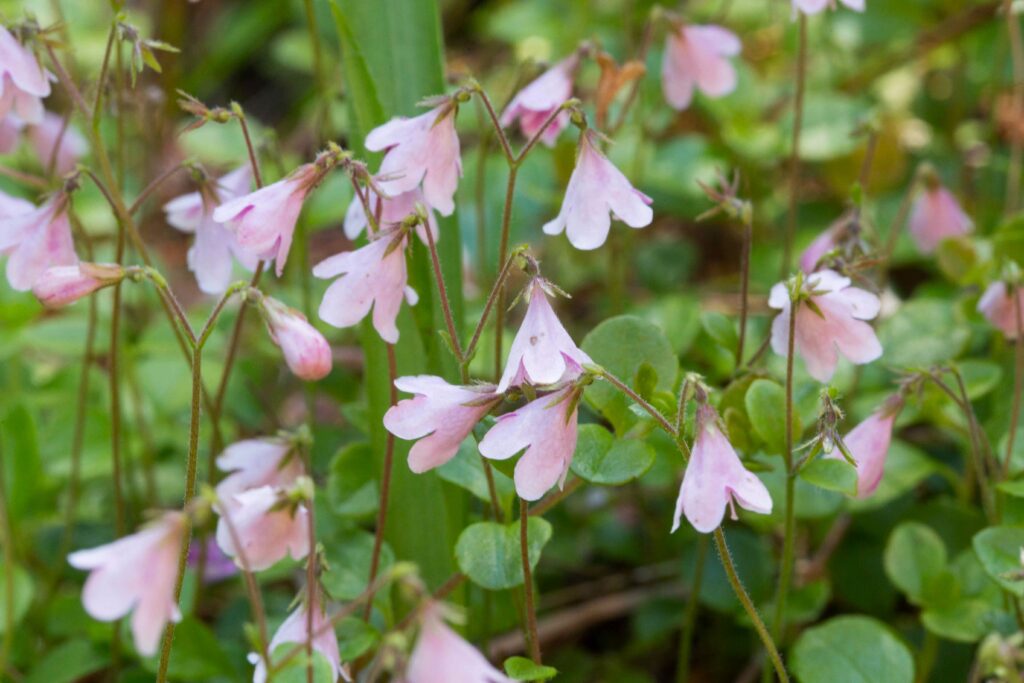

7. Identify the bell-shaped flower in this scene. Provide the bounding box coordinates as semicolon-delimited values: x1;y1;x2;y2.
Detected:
792;0;864;14
32;262;124;308
252;590;348;683
26;111;87;175
165;166;257;294
384;376;502;473
497;279;592;392
673;404;772;533
500;55;577;146
479;385;579;501
258;295;332;381
800;224;841;274
366;103;462;216
661;24;741;111
215;436;304;500
769;270;882;382
213;163;319;276
314;231;416;344
67;511;185;656
215;484;310;571
543;130;652;250
343;183;438;244
0;193;77;291
907;184;973;254
0;26;51;124
405;604;513;683
829;398;901;498
979;281;1024;339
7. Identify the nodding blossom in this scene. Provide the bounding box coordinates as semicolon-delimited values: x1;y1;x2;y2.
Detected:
792;0;865;15
673;403;772;534
661;24;741;111
405;604;513;683
314;231;416;344
165;166;257;294
32;262;124;308
830;397;902;498
907;183;973;254
365;102;462;216
0;25;52;124
251;589;348;683
500;54;578;146
384;376;502;473
343;183;438;244
480;385;579;501
215;437;304;499
68;512;185;656
543;129;652;250
258;296;333;381
0;192;77;291
769;270;882;383
215;484;310;571
978;281;1024;339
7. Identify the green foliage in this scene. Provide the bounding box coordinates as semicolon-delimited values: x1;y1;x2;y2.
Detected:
455;519;552;590
745;379;801;456
570;424;656;485
791;616;915;683
799;457;858;496
504;656;559;681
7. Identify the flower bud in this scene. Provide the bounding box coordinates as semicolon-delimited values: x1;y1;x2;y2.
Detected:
259;296;332;381
32;263;125;308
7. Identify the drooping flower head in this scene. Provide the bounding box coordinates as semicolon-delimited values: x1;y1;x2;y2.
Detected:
165;165;258;294
543;129;653;250
907;174;972;254
405;603;513;683
498;278;592;392
366;100;462;216
68;511;185;656
0;190;77;291
792;0;865;15
385;376;502;473
32;262;124;308
214;436;305;500
480;384;580;501
673;403;772;533
215;483;311;571
769;270;882;382
829;395;903;498
661;23;741;111
979;280;1024;339
344;183;438;244
314;229;416;344
0;25;52;124
26;111;87;175
501;54;578;146
252;588;348;683
256;295;333;381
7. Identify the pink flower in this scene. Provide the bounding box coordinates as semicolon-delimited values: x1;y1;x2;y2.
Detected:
672;404;772;533
0;115;22;152
0;193;77;291
384;376;502;473
67;512;185;656
830;402;900;498
32;262;124;308
0;26;51;124
252;591;347;683
479;386;579;501
187;538;237;584
907;185;973;254
365;103;462;216
258;296;332;381
542;130;652;250
212;164;318;276
800;223;840;273
769;270;882;382
314;232;416;344
497;280;592;392
979;281;1024;339
215;437;304;499
165;166;257;294
792;0;865;14
500;55;577;146
405;604;512;683
215;485;310;571
26;111;87;175
661;25;741;111
343;184;438;244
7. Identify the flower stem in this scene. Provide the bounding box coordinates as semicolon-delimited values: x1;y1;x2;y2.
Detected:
737;216;752;366
1005;0;1024;215
771;304;798;650
520;498;542;664
302;0;330;135
216;502;271;668
128;163;185;215
493;164;519;380
364;344;398;620
91;22;116;135
782;14;807;278
675;534;707;683
1005;295;1024;478
463;250;520;374
424;221;465;363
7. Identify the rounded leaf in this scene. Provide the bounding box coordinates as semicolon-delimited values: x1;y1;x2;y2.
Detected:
791;616;914;683
570;424;656;485
455;519;552;590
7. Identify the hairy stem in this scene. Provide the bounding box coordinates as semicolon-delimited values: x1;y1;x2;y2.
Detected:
493;165;519;380
424;222;465;362
364;344;398;620
771;304;798;649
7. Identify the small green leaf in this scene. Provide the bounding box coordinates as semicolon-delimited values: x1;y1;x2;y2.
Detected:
972;526;1024;596
745;380;799;455
883;523;947;605
504;656;558;681
455;519;552;590
998;479;1024;498
701;311;738;351
570;424;656;485
321;530;394;602
327;442;378;519
634;362;659;401
336;617;379;661
791;616;914;683
955;360;1003;400
799;457;857;496
24;640;105;683
921;599;995;643
0;562;32;634
437;438;515;506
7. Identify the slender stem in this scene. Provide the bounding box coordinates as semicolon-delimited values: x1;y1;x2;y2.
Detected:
782;15;807;278
1005;292;1024;478
216;502;271;668
236;112;264;188
464;251;519;372
600;370;676;436
0;164;48;189
364;344;398;620
714;529;790;683
473;88;515;163
304;495;316;683
493;165;519;380
302;0;330;135
676;535;708;683
771;304;798;649
424;223;465;362
128;163;184;215
520;498;542;664
882;178;918;274
737;218;752;366
528;477;583;517
92;23;116;134
475;101;492;282
513;106;569;166
915;631;939;683
1005;0;1024;215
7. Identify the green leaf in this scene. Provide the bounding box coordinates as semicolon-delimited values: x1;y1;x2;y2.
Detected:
0;562;32;634
582;316;678;433
877;299;969;368
327;441;378;519
955;360;1003;400
700;311;739;352
998;479;1024;498
921;599;994;643
336;617;379;661
455;519;552;590
158;617;235;679
972;526;1024;597
504;655;559;681
321;529;395;602
883;522;947;605
24;640;105;683
273;644;335;683
1;404;44;520
791;616;914;683
745;380;799;455
570;424;656;485
437;438;515;507
799;458;857;496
